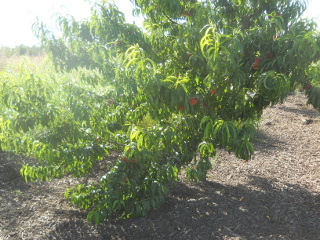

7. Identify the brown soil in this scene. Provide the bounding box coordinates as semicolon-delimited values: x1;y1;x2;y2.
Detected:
1;92;319;240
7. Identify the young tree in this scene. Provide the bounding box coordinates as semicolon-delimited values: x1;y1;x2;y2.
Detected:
18;0;320;224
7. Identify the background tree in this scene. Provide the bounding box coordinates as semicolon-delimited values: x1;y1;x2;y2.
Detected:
1;0;320;225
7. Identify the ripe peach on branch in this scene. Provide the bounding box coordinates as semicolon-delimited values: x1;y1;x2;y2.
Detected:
189;97;198;105
252;57;262;70
210;88;217;95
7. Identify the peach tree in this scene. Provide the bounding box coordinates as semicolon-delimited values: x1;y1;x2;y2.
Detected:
2;0;320;225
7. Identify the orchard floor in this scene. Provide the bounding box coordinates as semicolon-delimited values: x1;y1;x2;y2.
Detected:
0;92;319;240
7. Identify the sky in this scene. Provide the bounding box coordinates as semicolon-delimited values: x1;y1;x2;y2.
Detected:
0;0;319;47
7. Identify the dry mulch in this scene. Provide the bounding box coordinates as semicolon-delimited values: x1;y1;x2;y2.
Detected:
0;92;319;240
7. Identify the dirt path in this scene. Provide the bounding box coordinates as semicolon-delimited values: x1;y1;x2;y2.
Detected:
0;92;319;240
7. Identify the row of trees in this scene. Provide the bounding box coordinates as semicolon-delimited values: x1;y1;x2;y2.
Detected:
0;45;44;57
1;0;320;225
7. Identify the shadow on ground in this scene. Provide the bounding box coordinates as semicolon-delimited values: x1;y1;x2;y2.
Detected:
252;130;287;153
277;105;320;118
46;176;320;240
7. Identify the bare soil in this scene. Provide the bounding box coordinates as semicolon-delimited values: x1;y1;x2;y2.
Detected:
0;92;319;240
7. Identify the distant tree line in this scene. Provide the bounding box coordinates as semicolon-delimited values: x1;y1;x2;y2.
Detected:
0;45;45;57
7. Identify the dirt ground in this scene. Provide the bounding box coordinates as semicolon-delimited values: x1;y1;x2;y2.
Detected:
0;92;319;240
